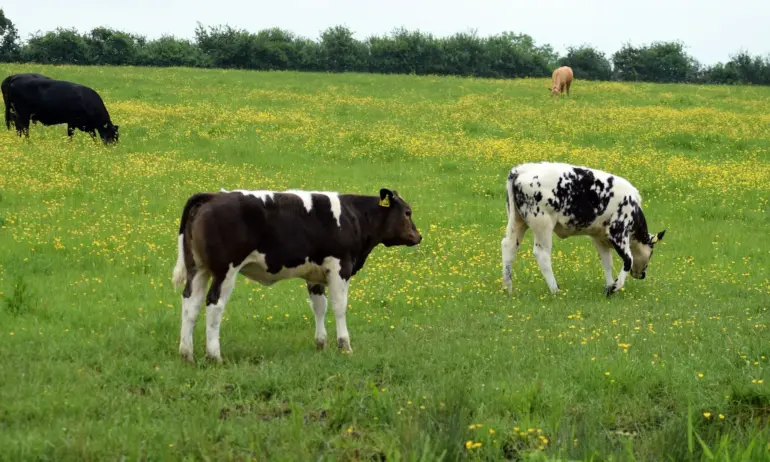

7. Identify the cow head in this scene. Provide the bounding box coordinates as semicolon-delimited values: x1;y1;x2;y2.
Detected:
378;188;422;247
630;230;666;279
98;123;120;145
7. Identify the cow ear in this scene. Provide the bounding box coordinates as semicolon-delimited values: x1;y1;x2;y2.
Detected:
650;230;666;245
379;188;393;208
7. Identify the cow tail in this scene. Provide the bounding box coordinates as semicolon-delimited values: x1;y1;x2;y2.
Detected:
504;169;518;239
2;86;10;131
172;192;216;289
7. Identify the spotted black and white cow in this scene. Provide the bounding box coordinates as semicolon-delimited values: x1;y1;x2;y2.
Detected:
172;187;422;363
501;162;665;296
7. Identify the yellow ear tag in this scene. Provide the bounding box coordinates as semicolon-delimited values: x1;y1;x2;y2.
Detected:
379;197;390;207
650;235;659;244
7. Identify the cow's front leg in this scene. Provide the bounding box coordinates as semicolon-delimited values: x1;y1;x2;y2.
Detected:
608;234;633;296
67;124;75;139
592;237;614;294
306;282;328;350
324;258;352;353
15;113;29;138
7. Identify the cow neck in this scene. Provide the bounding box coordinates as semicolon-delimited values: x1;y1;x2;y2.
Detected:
348;195;390;271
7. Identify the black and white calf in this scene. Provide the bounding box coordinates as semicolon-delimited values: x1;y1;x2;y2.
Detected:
172;187;422;363
501;162;665;296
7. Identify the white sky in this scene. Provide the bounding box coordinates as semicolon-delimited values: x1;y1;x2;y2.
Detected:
4;0;768;65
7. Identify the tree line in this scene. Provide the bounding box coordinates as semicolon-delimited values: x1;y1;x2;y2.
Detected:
1;9;769;85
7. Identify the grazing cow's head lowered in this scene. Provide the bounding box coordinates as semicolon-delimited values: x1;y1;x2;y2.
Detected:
98;123;119;145
630;230;666;280
378;188;422;247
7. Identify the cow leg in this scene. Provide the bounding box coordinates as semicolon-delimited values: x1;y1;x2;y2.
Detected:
204;266;239;362
306;283;328;350
532;226;560;294
15;112;29;138
501;208;528;295
324;258;352;353
607;233;633;296
592;237;615;293
179;269;209;363
67;125;75;140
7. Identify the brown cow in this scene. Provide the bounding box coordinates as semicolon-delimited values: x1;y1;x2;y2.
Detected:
550;66;574;97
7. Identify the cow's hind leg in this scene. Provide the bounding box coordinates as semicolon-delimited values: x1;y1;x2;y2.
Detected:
306;282;328;349
531;222;560;294
204;266;239;362
502;208;528;295
179;269;209;362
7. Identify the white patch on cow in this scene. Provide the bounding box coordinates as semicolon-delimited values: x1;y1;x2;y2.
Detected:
237;252;328;286
172;233;186;289
220;188;343;227
225;189;276;203
285;190;343;228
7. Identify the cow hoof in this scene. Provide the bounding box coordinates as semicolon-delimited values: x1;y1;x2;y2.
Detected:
206;352;223;364
337;338;352;354
316;338;327;350
604;284;617;297
179;347;195;363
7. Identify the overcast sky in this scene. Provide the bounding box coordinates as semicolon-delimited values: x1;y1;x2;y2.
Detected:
4;0;768;65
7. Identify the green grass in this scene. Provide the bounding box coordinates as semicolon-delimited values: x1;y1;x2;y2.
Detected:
0;63;769;461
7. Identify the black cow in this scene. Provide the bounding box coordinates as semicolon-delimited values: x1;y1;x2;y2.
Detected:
2;73;119;144
171;188;422;363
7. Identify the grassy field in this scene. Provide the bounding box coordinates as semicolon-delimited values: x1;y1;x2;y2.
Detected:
0;63;769;461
